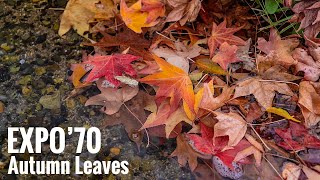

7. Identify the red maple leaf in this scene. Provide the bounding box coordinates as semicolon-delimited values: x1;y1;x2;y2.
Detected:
208;20;246;58
186;122;250;168
212;42;242;70
275;121;320;151
83;54;140;87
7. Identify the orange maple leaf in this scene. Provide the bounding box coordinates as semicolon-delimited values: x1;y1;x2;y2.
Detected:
208;20;246;58
211;42;242;70
69;64;92;88
139;55;195;119
120;0;164;33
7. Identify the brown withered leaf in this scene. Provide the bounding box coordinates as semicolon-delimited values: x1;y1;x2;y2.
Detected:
213;111;247;150
88;23;153;61
196;80;234;117
85;79;139;115
152;41;201;73
298;81;320;127
302;166;320;180
257;29;299;67
142;102;192;138
281;162;301;180
234;146;262;167
171;134;199;171
291;0;320;44
166;0;201;26
233;77;294;110
260;64;302;82
292;48;320;81
101;91;149;148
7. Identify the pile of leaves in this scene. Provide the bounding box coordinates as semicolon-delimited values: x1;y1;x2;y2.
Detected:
60;0;320;179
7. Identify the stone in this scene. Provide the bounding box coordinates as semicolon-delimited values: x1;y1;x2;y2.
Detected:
35;67;46;75
66;98;75;109
39;91;61;110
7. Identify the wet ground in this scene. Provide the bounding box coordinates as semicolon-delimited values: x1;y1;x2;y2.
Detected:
0;0;195;179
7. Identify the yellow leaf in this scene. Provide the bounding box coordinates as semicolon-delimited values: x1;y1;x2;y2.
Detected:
267;107;300;122
195;58;227;75
59;0;115;37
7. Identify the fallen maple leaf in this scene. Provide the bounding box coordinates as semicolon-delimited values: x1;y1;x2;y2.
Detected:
195;80;234;117
101;91;147;148
152;41;201;73
292;48;320;81
208;20;246;58
259;64;302;82
298;81;320;127
82;54;140;87
85;79;139;115
211;42;242;70
291;0;320;44
257;29;299;67
59;0;115;37
142;102;192;138
233;77;294;110
237;39;255;71
139;55;195;119
171;134;200;171
234;146;262;166
282;162;301;180
166;0;202;26
120;0;164;33
88;22;153;61
302;165;320;180
186;122;222;155
275;121;320;151
213;111;247;149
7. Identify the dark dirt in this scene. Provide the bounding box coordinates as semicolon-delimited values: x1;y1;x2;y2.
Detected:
0;0;195;179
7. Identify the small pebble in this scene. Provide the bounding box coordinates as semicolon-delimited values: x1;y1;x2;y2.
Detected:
39;91;61;110
35;67;46;76
22;86;32;96
19;59;26;64
66;98;76;109
77;95;87;105
110;147;121;156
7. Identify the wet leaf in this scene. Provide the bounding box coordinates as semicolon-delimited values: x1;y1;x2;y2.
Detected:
82;54;140;87
85;79;139;115
59;0;115;37
139;55;195;119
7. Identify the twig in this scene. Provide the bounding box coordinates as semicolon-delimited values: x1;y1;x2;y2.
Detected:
258;79;299;86
263;156;284;180
48;8;65;11
249;123;271;151
250;119;287;126
265;153;299;164
122;103;150;148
